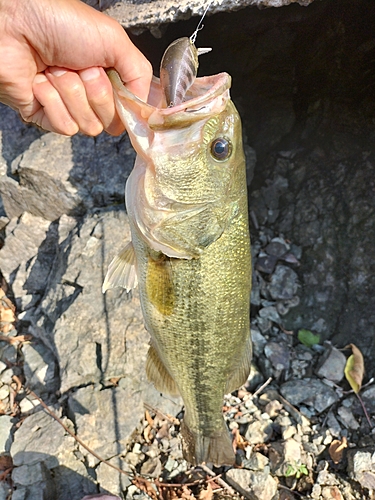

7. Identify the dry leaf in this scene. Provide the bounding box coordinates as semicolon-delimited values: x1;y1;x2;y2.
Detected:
344;343;364;393
162;488;179;500
232;427;248;451
156;422;171;440
181;485;194;499
198;483;213;500
1;292;16;312
133;477;158;500
326;486;344;500
329;437;348;464
0;334;31;344
0;290;16;335
145;409;154;428
0;455;13;471
143;424;154;443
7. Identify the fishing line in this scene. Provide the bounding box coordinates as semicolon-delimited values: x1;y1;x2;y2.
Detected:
190;2;213;44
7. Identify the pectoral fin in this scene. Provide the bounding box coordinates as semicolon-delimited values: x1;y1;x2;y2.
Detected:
225;334;252;394
102;242;138;293
146;344;180;397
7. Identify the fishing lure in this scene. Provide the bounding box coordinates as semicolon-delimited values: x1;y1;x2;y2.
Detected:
160;5;212;107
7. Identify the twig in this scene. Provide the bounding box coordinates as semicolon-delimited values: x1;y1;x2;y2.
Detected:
29;390;134;478
278;484;304;498
266;389;307;425
0;467;13;481
252;377;273;398
0;334;31;344
356;392;373;429
143;402;179;424
29;390;240;495
199;463;236;496
155;474;222;488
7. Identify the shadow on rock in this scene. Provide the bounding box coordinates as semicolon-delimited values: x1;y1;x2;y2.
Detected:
11;451;116;500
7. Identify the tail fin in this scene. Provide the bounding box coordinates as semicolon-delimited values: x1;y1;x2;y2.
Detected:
180;419;235;466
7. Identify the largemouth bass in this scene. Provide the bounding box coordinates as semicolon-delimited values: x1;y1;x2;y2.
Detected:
104;51;252;465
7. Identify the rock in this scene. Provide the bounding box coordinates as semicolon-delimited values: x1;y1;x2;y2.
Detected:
11;462;56;500
347;449;375;491
19;394;40;416
362;386;375;414
264;341;290;371
226;467;278;500
316;469;340;486
276;296;300;316
315;344;346;383
280;378;339;413
326;412;342;438
256;254;278;274
251;329;267;358
242;451;269;471
259;306;282;324
268;265;299;300
82;497;121;500
0;385;9;400
68;385;146;467
321;486;344;500
95;0;314;30
246;361;265;392
245;417;273;444
264;399;283;418
269;438;302;476
11;409;97;499
0;482;10;500
95;457;132;495
0;415;13;453
0;131;133;222
24;212;128;388
0;213;52;309
12;461;52;487
22;341;59;395
265;238;289;257
0;368;15;385
337;406;360;430
140;457;163;478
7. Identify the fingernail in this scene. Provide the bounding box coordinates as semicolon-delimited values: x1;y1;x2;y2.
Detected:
49;67;67;77
34;73;48;84
80;67;101;81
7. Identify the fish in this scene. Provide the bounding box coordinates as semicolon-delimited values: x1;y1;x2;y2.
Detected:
103;43;252;465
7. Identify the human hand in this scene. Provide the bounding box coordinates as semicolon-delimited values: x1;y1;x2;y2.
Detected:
0;0;152;136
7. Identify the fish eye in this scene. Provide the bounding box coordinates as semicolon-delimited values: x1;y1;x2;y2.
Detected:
210;137;232;161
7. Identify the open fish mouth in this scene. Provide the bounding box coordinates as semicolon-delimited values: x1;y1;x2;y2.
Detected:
107;70;232;130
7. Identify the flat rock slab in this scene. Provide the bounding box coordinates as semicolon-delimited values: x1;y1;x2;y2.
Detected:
84;0;315;29
226;467;278;500
280;378;339;413
11;410;97;500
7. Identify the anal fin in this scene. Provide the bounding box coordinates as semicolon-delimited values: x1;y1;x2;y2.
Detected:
146;344;179;397
102;241;138;293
